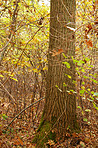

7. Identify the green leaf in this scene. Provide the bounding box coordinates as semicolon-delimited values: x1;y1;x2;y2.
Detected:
70;90;77;93
77;60;85;66
83;118;88;122
82;81;85;85
89;78;98;84
55;85;58;88
72;80;76;84
93;103;98;110
63;83;67;87
81;69;85;72
75;67;79;71
80;89;85;94
63;61;70;68
62;53;67;58
91;91;94;94
83;75;88;79
85;57;90;62
77;106;82;109
2;114;8;120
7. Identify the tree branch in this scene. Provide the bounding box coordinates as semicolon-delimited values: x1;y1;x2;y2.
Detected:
5;97;45;130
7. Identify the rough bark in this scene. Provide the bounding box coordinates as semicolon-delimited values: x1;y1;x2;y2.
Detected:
32;0;80;147
43;0;78;134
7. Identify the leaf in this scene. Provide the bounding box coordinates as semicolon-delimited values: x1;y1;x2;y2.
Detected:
93;92;98;97
86;39;93;47
8;9;12;17
83;118;88;122
0;75;4;77
17;137;24;146
2;114;8;120
80;90;85;94
80;141;86;147
93;103;98;110
62;53;67;58
65;74;71;79
55;85;62;92
77;106;82;109
10;77;18;82
63;83;67;87
91;91;94;94
87;24;92;31
72;132;78;138
85;109;91;112
85;57;90;62
77;60;85;66
12;136;24;146
52;49;63;56
0;3;3;6
67;75;71;79
47;140;55;146
65;26;76;32
63;61;70;68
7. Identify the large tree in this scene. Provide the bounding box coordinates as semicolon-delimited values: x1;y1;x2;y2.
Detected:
33;0;79;147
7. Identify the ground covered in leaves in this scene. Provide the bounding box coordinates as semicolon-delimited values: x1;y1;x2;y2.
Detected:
0;99;97;148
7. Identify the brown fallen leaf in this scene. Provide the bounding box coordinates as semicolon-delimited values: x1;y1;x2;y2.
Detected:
85;39;93;47
52;49;64;56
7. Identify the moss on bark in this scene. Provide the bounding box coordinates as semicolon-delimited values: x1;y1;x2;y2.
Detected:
32;120;56;148
32;114;80;147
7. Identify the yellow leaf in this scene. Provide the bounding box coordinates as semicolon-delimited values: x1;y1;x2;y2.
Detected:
0;75;4;77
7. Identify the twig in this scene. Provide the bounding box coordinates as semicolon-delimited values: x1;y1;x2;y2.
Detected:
0;35;13;64
61;0;73;18
3;25;43;85
0;1;19;64
5;97;45;130
0;81;15;104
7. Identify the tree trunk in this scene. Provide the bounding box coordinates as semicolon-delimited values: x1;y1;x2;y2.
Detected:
43;0;79;135
32;0;80;147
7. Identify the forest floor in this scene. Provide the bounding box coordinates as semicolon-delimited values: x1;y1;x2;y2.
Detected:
0;98;98;148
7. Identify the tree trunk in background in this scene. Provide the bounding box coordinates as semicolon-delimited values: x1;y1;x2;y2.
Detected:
43;0;79;137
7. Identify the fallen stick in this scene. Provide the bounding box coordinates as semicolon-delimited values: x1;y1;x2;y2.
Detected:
5;97;45;130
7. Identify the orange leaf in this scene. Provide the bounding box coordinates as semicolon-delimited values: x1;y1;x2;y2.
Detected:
8;9;12;17
0;3;3;6
86;24;92;31
18;137;24;146
72;132;78;138
66;133;70;138
52;49;63;56
58;49;63;52
85;39;93;47
12;136;24;146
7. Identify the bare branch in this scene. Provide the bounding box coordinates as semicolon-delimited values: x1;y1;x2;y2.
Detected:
5;97;45;130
